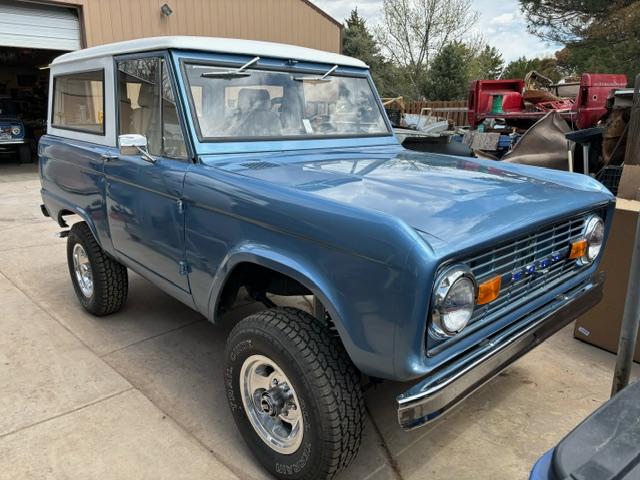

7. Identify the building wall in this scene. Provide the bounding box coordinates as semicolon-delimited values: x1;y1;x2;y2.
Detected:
52;0;341;52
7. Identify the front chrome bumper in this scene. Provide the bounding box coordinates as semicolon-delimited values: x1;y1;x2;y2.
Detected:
0;139;26;145
397;273;604;430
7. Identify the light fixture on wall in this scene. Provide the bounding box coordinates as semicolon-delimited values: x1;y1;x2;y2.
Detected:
160;3;173;17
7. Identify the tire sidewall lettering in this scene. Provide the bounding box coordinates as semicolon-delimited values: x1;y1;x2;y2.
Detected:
226;333;317;476
275;442;311;476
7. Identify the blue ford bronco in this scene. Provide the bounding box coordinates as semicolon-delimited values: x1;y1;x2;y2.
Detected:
40;37;614;480
0;96;31;163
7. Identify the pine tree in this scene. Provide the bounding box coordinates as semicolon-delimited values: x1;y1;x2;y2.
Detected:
342;9;380;66
520;0;639;81
502;56;561;81
342;8;400;97
469;45;504;81
424;42;470;100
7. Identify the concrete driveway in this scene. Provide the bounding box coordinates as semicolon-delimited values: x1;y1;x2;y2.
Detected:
0;163;637;480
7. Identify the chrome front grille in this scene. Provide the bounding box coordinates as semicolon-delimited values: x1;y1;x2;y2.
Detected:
428;211;598;355
469;214;588;324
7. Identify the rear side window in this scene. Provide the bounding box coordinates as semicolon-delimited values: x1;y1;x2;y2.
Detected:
52;70;105;134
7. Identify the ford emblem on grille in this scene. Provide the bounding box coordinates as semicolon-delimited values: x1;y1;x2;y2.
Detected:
511;250;567;282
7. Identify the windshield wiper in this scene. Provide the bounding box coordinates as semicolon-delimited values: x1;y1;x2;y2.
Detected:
293;64;338;83
201;56;259;79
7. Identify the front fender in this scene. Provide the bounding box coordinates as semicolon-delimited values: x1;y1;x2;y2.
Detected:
208;243;353;345
206;242;412;379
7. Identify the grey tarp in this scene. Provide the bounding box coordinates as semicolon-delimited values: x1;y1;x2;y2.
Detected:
502;111;571;170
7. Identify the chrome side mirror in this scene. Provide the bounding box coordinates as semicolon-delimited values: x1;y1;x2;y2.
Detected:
118;134;156;163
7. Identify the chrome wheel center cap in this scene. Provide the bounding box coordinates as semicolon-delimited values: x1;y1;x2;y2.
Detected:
260;384;291;417
260;394;278;416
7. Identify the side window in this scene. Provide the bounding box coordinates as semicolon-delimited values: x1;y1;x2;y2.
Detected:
117;57;187;159
161;64;188;159
52;70;104;134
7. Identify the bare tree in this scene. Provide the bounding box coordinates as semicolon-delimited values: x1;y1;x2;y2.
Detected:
375;0;478;97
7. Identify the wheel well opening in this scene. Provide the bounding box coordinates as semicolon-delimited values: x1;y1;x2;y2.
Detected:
216;263;353;375
217;262;313;315
57;209;77;227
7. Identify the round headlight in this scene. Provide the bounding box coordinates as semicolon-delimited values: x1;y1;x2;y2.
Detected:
583;215;605;263
11;126;20;136
432;265;476;337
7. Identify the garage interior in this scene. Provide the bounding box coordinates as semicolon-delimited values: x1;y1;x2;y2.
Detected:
0;0;80;164
0;46;65;163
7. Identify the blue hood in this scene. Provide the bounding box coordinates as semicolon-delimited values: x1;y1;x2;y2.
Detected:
211;147;613;250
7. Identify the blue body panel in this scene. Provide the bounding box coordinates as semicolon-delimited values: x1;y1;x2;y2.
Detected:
39;48;616;381
530;449;554;480
104;153;190;291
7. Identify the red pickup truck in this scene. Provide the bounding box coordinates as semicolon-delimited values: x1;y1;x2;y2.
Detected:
467;73;628;130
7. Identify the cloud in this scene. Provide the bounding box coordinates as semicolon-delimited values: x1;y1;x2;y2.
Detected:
312;0;381;25
310;0;561;61
492;13;516;25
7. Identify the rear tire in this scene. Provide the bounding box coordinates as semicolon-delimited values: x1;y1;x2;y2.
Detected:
67;222;128;316
225;307;364;480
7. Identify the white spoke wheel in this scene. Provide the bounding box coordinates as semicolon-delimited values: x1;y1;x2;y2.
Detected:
66;222;128;316
225;308;364;480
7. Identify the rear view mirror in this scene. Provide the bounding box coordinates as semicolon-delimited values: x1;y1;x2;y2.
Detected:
118;134;155;163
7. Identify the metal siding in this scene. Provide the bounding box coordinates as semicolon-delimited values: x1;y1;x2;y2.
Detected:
51;0;340;52
0;0;81;51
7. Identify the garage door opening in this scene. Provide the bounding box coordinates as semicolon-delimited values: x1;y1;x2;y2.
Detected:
0;47;67;164
0;0;80;165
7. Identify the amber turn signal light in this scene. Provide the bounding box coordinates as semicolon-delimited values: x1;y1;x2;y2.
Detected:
477;275;501;305
568;239;587;260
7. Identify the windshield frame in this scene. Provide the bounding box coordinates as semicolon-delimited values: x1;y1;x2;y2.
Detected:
179;57;393;143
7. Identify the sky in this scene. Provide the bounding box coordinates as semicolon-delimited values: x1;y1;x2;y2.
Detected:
311;0;561;62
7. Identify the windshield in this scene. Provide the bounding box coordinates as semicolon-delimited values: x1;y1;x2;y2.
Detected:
183;63;390;140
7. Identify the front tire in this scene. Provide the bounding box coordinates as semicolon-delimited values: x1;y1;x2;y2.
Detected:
67;222;128;316
225;308;364;480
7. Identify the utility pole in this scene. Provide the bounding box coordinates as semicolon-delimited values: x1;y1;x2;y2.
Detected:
625;75;640;166
611;75;640;395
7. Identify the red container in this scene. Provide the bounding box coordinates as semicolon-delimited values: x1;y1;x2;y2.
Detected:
467;79;525;126
575;73;628;129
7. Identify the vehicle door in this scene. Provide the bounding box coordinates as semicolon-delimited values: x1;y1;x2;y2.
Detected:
104;54;191;291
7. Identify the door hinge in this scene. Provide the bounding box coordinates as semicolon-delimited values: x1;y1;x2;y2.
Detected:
177;199;185;214
179;261;190;276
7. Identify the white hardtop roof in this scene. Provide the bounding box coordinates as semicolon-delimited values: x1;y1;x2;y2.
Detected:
51;36;368;69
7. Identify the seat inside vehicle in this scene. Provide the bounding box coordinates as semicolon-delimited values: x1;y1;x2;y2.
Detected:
231;88;281;136
131;83;161;150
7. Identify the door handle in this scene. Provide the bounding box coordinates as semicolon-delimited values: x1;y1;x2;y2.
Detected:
100;153;119;161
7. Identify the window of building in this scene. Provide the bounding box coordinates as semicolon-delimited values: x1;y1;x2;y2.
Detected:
51;70;105;134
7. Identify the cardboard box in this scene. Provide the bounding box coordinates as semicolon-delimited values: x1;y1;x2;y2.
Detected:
574;199;640;362
618;164;640;201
